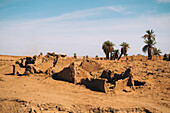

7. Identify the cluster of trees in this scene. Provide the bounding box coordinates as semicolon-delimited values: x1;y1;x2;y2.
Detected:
102;41;129;60
102;29;162;60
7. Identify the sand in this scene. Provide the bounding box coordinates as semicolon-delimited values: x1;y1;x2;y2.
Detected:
0;55;169;113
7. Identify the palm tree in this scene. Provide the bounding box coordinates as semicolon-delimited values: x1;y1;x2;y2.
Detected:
110;46;114;60
102;40;115;59
142;39;156;59
113;49;119;60
118;42;130;60
143;29;155;40
153;48;162;56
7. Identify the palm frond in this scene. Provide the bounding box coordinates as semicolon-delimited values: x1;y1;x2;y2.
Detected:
151;29;154;34
146;30;151;34
154;48;162;55
142;34;149;39
120;42;130;48
104;40;115;46
157;49;162;53
102;40;115;53
143;29;155;40
142;45;149;53
144;39;156;46
150;34;155;40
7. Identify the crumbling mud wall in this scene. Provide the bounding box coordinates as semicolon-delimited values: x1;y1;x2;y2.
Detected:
52;59;146;93
53;57;75;73
81;78;108;93
12;64;25;75
52;64;75;83
36;58;54;73
114;77;134;92
12;54;158;94
52;59;141;93
52;62;92;84
12;52;71;76
80;60;102;72
52;60;109;93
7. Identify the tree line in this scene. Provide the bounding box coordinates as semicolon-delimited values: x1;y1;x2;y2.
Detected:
102;29;162;60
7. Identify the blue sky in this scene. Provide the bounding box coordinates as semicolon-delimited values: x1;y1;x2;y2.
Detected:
0;0;170;56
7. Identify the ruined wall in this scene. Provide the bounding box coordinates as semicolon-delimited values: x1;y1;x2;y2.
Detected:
80;60;101;72
13;64;25;75
36;59;54;73
82;79;108;93
53;63;92;84
114;77;133;91
53;64;75;83
12;53;69;75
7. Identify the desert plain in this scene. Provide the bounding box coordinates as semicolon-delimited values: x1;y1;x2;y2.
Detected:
0;53;169;113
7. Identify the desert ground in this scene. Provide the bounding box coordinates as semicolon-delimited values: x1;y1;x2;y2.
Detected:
0;53;169;113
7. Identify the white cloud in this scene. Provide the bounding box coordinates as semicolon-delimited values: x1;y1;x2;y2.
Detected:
107;6;125;12
157;0;170;2
13;5;125;25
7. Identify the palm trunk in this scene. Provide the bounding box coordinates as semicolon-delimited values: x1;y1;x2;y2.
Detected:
110;52;113;60
148;48;152;60
118;48;124;60
113;54;116;60
114;52;118;60
106;52;109;60
124;49;127;56
118;53;122;60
